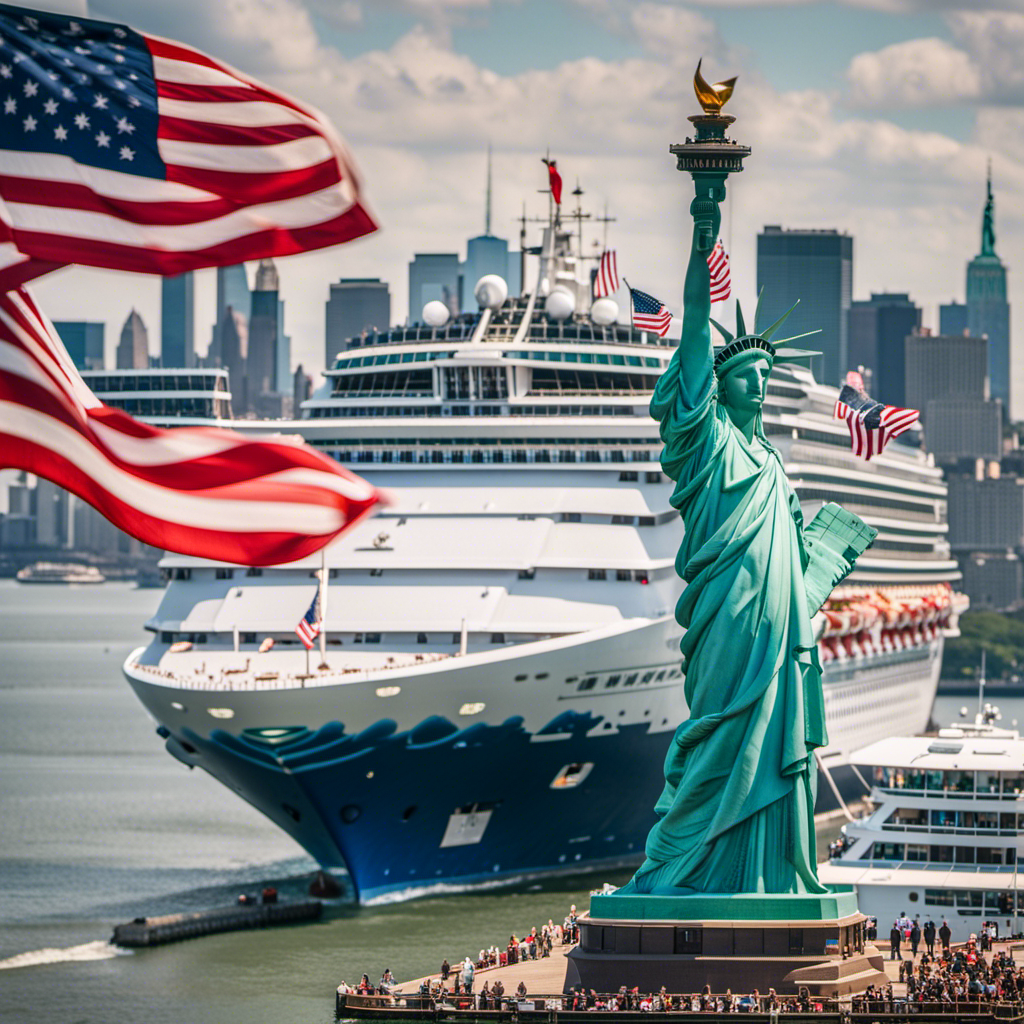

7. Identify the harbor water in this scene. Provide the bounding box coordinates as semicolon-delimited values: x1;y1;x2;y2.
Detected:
2;581;1015;1023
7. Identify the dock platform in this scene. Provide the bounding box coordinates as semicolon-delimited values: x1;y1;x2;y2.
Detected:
113;897;321;947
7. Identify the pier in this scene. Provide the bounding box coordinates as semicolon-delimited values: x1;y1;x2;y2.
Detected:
113;896;321;947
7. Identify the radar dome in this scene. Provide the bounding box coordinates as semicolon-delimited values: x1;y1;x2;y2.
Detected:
475;275;508;310
544;289;574;321
422;300;450;327
590;298;619;326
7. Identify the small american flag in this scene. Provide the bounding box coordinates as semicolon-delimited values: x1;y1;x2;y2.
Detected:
295;591;321;649
0;3;376;284
834;372;919;461
594;249;619;298
628;285;673;338
707;240;731;303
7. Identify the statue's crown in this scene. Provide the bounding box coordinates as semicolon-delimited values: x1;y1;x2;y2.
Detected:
711;293;821;379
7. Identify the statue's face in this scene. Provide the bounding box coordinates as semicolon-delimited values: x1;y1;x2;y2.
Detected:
719;356;771;414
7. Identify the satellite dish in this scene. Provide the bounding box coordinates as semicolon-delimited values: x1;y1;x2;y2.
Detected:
544;290;574;321
422;300;450;327
538;277;551;297
475;275;508;310
590;298;619;326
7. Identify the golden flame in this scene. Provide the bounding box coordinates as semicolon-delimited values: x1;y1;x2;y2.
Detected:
693;58;737;115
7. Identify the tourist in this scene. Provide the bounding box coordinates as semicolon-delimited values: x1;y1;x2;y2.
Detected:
924;919;936;957
517;981;528;1000
939;919;952;953
890;921;902;960
440;957;450;981
461;955;474;994
911;919;921;957
492;979;505;1006
379;968;394;992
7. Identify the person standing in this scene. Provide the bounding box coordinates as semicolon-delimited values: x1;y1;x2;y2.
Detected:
462;956;474;995
440;958;450;981
890;922;902;960
911;919;921;957
924;919;936;957
939;919;952;954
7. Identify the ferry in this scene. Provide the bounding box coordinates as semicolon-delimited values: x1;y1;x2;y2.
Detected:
121;205;966;903
16;561;105;584
818;705;1023;942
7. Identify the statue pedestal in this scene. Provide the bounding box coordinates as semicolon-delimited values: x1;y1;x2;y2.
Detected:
564;892;887;997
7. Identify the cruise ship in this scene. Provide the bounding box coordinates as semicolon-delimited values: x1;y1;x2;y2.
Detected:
122;213;965;903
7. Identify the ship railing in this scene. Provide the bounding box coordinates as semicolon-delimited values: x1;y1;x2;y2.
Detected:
128;651;456;690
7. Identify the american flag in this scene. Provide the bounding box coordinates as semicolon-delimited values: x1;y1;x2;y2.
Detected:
0;4;376;283
628;285;672;338
707;239;731;303
593;249;619;299
295;590;321;649
834;372;919;461
0;285;383;565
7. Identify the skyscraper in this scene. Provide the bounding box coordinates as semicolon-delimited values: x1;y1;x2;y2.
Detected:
460;146;513;311
248;258;280;401
116;309;149;369
408;254;460;323
847;293;921;407
324;278;390;364
209;264;249;366
757;226;853;387
905;332;988;416
219;310;248;413
939;300;969;337
53;321;104;370
161;272;194;368
966;169;1011;410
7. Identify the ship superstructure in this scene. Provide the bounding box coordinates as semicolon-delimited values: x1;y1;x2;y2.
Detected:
123;212;965;903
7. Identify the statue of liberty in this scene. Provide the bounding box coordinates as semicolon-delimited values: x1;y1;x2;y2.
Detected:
618;181;875;897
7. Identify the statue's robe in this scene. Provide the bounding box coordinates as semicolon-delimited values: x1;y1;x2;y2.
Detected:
620;346;827;895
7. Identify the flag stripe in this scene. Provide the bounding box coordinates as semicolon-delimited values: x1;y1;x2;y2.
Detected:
0;284;383;565
707;239;731;303
157;116;319;147
158;97;316;127
594;249;619;299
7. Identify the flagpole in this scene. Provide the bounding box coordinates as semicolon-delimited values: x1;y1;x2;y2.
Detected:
319;546;328;669
623;278;635;333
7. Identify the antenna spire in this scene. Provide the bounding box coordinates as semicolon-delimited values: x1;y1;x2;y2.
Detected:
485;143;492;236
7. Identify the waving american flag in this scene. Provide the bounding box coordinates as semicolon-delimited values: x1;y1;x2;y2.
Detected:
834;371;919;461
0;3;376;283
593;249;619;299
707;240;731;303
0;4;383;565
627;284;673;338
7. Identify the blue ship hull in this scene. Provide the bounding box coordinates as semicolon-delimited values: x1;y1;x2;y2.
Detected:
163;710;670;902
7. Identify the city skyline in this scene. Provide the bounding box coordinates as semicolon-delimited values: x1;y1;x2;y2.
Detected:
24;0;1024;412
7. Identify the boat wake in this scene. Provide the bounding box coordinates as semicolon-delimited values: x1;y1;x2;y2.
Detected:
0;939;133;971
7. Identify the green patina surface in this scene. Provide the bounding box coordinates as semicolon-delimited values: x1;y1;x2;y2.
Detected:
591;891;860;922
612;160;873;903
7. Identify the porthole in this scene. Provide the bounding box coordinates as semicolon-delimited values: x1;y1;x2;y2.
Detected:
206;707;235;719
170;701;186;712
340;805;361;824
909;891;919;902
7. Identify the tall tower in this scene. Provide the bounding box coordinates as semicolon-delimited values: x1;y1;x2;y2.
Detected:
248;258;280;400
116;309;149;369
461;147;511;312
209;264;249;366
325;279;391;363
966;167;1011;411
757;226;853;387
161;272;194;368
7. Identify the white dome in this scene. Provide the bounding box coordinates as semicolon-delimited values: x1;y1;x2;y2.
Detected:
474;275;508;310
590;297;619;326
544;290;574;321
422;300;450;327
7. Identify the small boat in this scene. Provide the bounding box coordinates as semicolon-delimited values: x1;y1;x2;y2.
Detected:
15;561;106;584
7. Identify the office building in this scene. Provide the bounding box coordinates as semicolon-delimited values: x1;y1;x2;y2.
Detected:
947;474;1024;552
966;171;1011;410
248;258;280;402
939;300;969;337
275;301;291;394
218;310;248;413
116;309;149;369
924;397;1001;462
161;272;194;368
847;292;920;406
408;254;460;324
53;321;104;370
324;278;391;364
462;234;510;312
905;333;988;416
958;552;1021;611
757;226;852;386
209;264;249;366
293;364;312;414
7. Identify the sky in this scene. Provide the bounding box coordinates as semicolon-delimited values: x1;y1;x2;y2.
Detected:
20;0;1024;413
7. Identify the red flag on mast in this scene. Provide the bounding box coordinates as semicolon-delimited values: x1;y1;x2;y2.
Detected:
542;158;563;205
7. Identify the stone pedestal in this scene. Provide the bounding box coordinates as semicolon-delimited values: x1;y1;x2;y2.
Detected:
564;892;887;997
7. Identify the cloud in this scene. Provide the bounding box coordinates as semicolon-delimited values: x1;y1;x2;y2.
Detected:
949;11;1024;103
628;3;718;62
846;37;980;108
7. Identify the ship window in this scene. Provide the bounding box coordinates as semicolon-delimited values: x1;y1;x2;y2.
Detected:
612;515;634;525
637;516;655;527
924;889;955;906
635;571;649;584
242;632;256;644
161;631;174;643
655;670;666;681
605;675;621;688
619;471;638;481
623;674;638;686
245;567;262;577
535;673;549;680
957;890;983;908
874;842;904;860
490;633;506;644
906;844;928;861
578;677;597;691
1002;772;1024;795
588;569;606;580
416;633;428;644
173;568;191;580
518;569;535;579
369;568;383;576
616;570;631;581
550;762;594;789
365;633;381;643
354;633;364;643
562;512;581;523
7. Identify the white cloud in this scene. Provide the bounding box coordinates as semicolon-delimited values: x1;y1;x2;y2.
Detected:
628;3;718;62
949;11;1024;103
846;37;980;108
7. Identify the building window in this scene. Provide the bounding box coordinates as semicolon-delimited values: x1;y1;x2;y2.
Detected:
588;569;607;580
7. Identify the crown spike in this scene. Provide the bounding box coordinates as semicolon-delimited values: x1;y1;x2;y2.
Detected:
761;299;801;341
735;300;746;338
772;328;822;347
709;317;734;344
752;287;765;335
